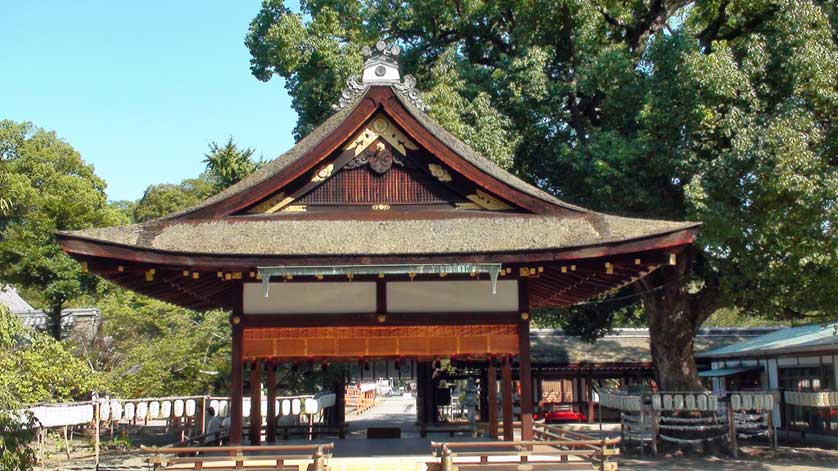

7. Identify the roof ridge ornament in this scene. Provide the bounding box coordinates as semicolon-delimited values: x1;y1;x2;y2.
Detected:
332;40;429;112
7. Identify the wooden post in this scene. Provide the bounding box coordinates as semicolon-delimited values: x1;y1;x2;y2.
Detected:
198;396;207;436
487;360;499;439
230;280;245;445
249;360;263;445
517;279;534;442
728;398;738;458
501;355;514;441
479;367;489;423
587;377;595;424
650;406;658;457
266;362;277;443
63;426;71;459
334;374;346;439
94;401;100;468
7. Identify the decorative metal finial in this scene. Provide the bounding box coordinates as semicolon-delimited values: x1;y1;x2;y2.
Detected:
332;40;428;112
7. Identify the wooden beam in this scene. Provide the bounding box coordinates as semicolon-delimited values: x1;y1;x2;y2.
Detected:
501;355;514;441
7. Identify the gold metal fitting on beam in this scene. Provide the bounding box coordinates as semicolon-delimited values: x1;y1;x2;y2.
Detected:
192;272;199;279
376;314;387;323
117;265;124;272
521;312;529;321
182;270;189;277
231;316;241;325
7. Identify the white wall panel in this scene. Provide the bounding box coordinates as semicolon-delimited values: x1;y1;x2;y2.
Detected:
387;280;518;313
243;282;376;314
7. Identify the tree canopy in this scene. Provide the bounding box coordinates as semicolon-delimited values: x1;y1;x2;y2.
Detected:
246;0;837;388
0;120;125;338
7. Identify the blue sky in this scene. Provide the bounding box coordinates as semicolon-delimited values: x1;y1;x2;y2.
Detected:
1;1;299;202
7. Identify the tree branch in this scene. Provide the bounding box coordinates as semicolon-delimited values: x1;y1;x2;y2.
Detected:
696;3;779;53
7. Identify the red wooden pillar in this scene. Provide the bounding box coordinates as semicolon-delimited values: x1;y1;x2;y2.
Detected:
518;277;534;441
229;282;244;445
501;355;514;441
249;360;262;445
487;361;499;439
334;373;346;438
266;362;277;443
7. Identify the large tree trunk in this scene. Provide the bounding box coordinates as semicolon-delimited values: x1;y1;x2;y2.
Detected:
637;248;721;391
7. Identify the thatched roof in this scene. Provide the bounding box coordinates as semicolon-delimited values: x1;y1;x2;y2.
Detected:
61;213;696;257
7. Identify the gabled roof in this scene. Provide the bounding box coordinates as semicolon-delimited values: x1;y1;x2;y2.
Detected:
59;83;698;258
56;41;700;311
697;322;838;359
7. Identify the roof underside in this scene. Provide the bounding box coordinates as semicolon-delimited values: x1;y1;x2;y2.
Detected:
58;85;699;311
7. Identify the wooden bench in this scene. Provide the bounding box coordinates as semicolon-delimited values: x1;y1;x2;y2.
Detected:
141;443;333;471
430;436;620;471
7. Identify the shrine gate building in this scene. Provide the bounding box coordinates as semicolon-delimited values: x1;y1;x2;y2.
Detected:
58;41;699;444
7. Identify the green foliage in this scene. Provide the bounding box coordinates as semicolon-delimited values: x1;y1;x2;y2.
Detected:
0;307;98;406
246;0;837;332
203;137;261;192
93;287;230;398
0;410;37;471
533;287;647;341
0;120;123;338
703;307;789;328
132;137;260;222
133;176;215;222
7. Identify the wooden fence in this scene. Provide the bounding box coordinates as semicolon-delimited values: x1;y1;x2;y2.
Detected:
598;390;778;456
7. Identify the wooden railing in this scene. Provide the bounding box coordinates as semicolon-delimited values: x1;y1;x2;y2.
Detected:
431;435;619;471
534;423;620;470
345;388;376;414
141;443;333;471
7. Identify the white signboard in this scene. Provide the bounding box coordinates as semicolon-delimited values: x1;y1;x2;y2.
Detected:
387;280;518;312
244;282;376;314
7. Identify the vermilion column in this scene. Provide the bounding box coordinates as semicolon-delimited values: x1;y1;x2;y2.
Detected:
487;361;499;439
518;278;534;441
249;360;263;445
230;320;244;444
230;280;244;445
266;363;277;443
501;355;514;441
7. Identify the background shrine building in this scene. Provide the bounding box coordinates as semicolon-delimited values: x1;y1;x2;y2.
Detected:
58;40;699;444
